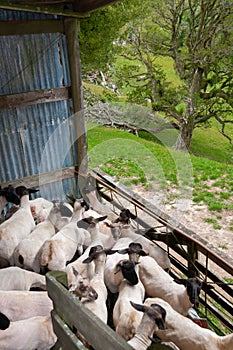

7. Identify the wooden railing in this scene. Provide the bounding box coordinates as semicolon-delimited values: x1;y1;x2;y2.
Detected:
90;169;233;335
46;271;173;350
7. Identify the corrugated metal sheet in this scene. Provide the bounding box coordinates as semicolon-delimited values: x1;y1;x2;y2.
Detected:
0;10;78;201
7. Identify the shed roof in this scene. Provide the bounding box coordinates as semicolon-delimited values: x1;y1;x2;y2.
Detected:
0;0;119;16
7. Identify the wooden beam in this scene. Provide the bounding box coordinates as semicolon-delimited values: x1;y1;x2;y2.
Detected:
0;166;75;189
0;2;89;18
0;87;71;110
73;0;119;12
0;19;65;35
64;18;88;181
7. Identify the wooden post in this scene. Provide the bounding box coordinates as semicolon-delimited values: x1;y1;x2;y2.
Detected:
187;241;198;277
65;18;88;193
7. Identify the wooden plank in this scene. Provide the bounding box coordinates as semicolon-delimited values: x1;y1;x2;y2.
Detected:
0;2;89;18
0;87;71;110
0;19;64;35
51;310;88;350
65;18;88;179
73;0;119;12
46;272;133;350
0;166;75;188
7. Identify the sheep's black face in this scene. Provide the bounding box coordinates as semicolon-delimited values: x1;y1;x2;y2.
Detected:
119;260;139;285
186;277;202;308
3;185;20;205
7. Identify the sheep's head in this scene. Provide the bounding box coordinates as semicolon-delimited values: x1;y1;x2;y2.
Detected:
117;242;148;263
175;276;204;308
130;301;166;330
115;259;139;286
69;267;98;301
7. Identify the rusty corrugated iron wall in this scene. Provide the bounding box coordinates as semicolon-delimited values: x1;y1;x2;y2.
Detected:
0;10;78;200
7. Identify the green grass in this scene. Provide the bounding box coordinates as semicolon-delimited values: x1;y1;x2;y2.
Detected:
87;125;233;222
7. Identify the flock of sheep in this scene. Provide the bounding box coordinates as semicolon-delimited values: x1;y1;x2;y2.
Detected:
0;183;232;350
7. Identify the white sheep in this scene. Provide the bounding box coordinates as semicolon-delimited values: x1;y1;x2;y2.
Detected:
0;291;53;321
38;198;91;273
127;300;167;350
0;186;36;265
138;255;203;315
81;245;108;324
107;220;170;270
66;215;109;288
145;297;233;350
104;238;147;294
0;314;57;350
13;200;73;273
29;197;54;223
113;262;145;340
0;266;46;290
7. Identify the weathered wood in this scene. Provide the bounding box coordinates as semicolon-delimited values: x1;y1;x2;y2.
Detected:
0;166;75;189
0;1;89;18
46;271;133;350
0;19;64;35
51;310;88;350
65;18;88;179
0;87;71;110
73;0;119;12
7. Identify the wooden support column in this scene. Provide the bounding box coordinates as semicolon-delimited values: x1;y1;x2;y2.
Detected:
65;18;88;193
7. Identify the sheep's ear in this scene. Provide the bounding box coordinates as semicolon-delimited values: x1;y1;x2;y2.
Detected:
117;248;129;254
129;212;137;220
201;281;214;290
72;266;79;277
96;215;108;222
130;301;145;312
105;249;118;255
59;202;73;217
28;188;39;194
139;250;148;256
81;200;89;211
82;256;93;264
174;278;188;286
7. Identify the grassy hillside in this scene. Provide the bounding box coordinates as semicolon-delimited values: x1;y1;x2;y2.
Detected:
87;125;233;230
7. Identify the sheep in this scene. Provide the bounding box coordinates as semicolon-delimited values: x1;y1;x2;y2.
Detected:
0;290;53;321
107;214;170;270
38;198;91;273
81;181;117;221
145;297;233;350
66;215;110;287
138;255;204;315
0;185;20;215
113;262;145;340
0;186;37;265
0;314;57;350
104;239;147;294
0;266;46;291
80;245;109;324
127;301;167;350
13;200;73;273
68;266;98;301
29;197;54;223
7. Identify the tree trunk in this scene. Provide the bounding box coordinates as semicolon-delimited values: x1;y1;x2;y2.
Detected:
174;121;194;151
174;68;203;151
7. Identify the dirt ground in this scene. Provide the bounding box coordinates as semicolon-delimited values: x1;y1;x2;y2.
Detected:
131;183;233;260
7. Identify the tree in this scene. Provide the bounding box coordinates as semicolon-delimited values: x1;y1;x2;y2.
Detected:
114;0;233;151
78;0;143;74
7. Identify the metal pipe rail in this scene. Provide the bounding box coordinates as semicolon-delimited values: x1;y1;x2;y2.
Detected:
89;168;233;334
